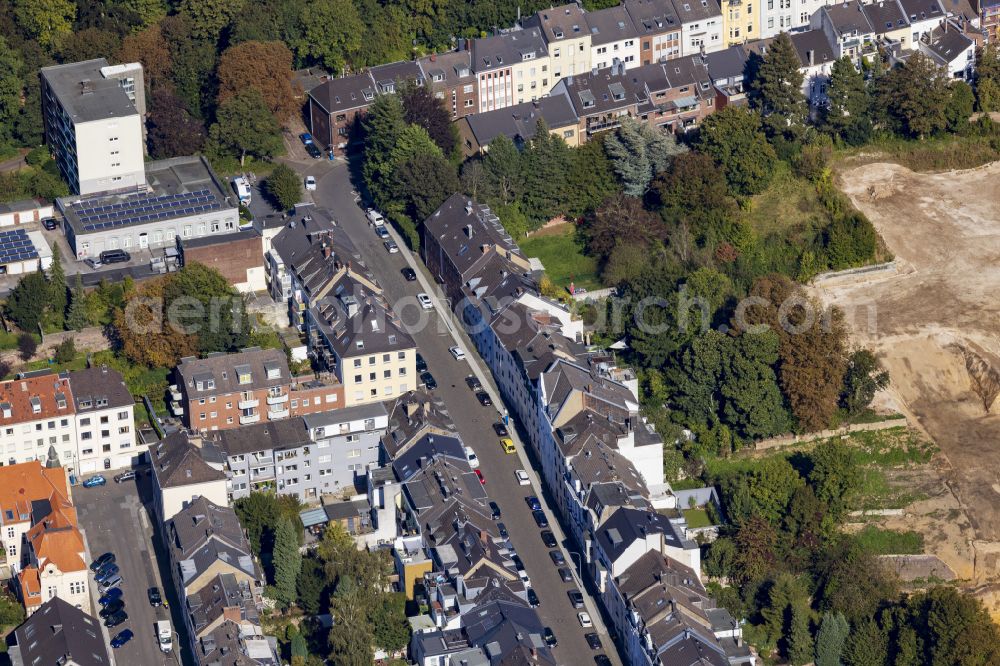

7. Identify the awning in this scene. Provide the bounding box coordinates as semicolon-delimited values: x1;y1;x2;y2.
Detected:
299;507;329;528
668;95;698;110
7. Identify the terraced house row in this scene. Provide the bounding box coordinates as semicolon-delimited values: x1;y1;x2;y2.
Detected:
419;194;755;664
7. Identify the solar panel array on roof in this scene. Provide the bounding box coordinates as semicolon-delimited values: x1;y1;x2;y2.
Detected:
0;228;38;265
73;188;222;232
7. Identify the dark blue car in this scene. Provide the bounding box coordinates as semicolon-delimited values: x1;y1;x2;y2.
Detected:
110;629;134;649
96;564;120;583
99;588;123;606
82;475;106;488
526;496;542;511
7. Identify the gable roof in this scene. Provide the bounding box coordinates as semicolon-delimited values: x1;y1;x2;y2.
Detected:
308;72;376;114
9;597;111;666
789;29;838;66
68;366;132;413
0;461;69;525
151;431;227;489
0;372;73;427
463;96;579;148
472;28;548;73
586;5;640;45
176;347;289;397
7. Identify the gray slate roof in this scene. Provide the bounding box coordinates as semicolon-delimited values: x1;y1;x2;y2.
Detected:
40;59;136;123
472;28;548;73
69;366;133;413
176;347;289;398
152;431;227;489
9;597;111;666
586;5;640;45
463;96;579;148
789;29;838;66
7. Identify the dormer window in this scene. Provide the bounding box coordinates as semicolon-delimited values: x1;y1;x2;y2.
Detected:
79;399;92;409
29;397;40;414
96;398;108;408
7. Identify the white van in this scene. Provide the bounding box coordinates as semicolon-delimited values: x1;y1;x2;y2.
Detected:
156;620;173;653
233;177;252;205
366;208;385;226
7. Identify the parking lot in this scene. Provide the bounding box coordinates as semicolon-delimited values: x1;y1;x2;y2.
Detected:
73;470;185;666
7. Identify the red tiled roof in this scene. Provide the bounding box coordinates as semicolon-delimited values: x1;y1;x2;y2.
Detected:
0;374;73;426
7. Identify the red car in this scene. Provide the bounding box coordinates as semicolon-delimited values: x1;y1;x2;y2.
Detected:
475;469;486;484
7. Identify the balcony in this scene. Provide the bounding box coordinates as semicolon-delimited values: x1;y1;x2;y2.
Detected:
238;398;259;409
250;468;275;481
240;412;261;425
267;393;288;405
170;401;184;416
169;384;182;401
268;406;290;419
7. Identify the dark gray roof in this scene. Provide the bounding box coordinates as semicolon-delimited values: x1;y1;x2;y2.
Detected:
472;28;548;73
462;597;555;666
392;432;467;481
270;208;368;297
898;0;945;21
176;347;289;397
624;0;682;34
68;366;133;412
308;72;376;114
861;0;909;33
555;66;648;117
669;0;722;24
368;60;424;91
463;97;578;147
9;597;111;666
210;418;310;456
422;194;525;283
40;59;136;123
595;507;687;562
705;45;749;82
301;401;387;429
181;229;260;250
586;5;640;45
152;431;228;489
197;621;279;666
789;29;838;66
419;50;474;85
188;572;259;636
924;22;974;63
169;497;248;560
383;390;456;459
527;3;589;43
824;0;876;35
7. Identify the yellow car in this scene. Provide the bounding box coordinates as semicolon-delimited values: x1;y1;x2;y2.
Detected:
500;438;516;454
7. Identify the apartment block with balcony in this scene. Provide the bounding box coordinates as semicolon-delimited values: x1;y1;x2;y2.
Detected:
40;59;146;196
527;3;593;80
418;50;479;119
626;0;685;63
550;62;650;138
0;371;77;471
587;4;643;70
472;28;552;112
68;366;136;474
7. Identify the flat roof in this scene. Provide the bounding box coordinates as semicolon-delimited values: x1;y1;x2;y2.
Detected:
59;155;236;236
40;59;137;124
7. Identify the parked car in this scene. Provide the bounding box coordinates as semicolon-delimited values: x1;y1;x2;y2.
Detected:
549;550;566;566
384;239;399;253
585;633;603;650
82;475;106;488
99;589;123;606
511;554;525;571
475;391;492;406
305;142;322;159
525;496;542;511
147;587;162;607
366;209;386;226
375;225;390;239
114;470;135;483
416;353;427;372
420;372;437;390
594;655;612;666
99;249;130;264
558;567;574;583
464;447;480;469
304;175;317;191
532;510;548;528
492;422;509;437
568;590;585;609
96;565;120;583
499;437;515;454
84;257;102;270
540;530;557;548
417;293;433;309
489;501;501;520
42;218;58;230
104;611;128;628
299;132;313;145
474;469;485;485
99;600;124;618
465;375;482;391
90;553;115;571
497;522;509;540
527;588;540;607
100;574;123;591
401;267;417;281
515;469;530;486
543;627;557;648
578;612;593;628
449;346;466;361
110;629;134;649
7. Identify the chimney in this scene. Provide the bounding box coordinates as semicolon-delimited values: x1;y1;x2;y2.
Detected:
465;224;473;238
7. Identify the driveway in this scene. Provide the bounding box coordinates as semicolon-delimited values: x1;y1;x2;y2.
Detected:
73;470;188;666
308;162;621;666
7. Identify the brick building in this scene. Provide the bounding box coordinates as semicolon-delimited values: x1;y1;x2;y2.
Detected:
418;50;478;119
180;231;266;293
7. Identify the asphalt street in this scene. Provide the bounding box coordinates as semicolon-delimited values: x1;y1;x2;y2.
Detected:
303;157;622;666
73;471;187;666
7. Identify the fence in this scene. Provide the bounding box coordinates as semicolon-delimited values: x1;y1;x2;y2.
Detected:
570;287;616;302
752;417;908;452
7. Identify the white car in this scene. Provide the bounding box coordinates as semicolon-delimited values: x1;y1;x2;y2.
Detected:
449;346;466;361
304;176;317;191
577;612;593;628
367;208;386;226
417;293;433;310
465;447;480;469
384;239;399;254
515;469;530;486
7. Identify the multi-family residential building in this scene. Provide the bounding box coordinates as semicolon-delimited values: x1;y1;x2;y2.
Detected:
861;0;911;48
706;44;752;106
458;96;582;154
634;54;718;131
587;4;643;69
69;366;136;474
0;462;73;581
527;3;593;80
900;0;947;42
790;29;839;104
40;59;146;196
551;62;651;138
626;0;685;63
472;28;552;111
814;0;878;58
920;19;976;78
722;0;760;44
307;73;377;156
208;402;388;501
0;372;76;470
674;0;726;53
984;0;1000;40
149;430;229;523
6;597;112;666
419;49;479;119
172;347;343;431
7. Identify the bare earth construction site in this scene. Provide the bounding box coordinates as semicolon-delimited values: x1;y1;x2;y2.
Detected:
815;159;1000;615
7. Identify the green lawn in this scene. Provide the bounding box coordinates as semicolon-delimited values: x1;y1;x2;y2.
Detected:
683;508;713;529
855;525;924;555
520;228;602;292
739;160;825;237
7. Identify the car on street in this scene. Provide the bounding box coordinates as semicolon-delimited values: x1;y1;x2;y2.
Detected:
420;372;437;390
515;469;530;486
549;550;566;566
543;627;557;648
366;209;386;226
416;353;427;372
299;132;313;145
99;589;123;606
114;470;135;483
499;437;515;454
100;249;130;264
90;552;115;571
417;293;433;309
148;587;162;607
525;496;542;511
42;218;59;230
497;522;509;540
465;375;482;391
401;267;417;281
511;554;525;572
527;588;540;607
305;175;317;191
475;391;492;406
84;257;102;270
305;142;322;159
492;422;509;437
96;564;120;583
558;567;574;583
578;612;593;628
568;590;585;608
110;629;134;649
99;600;124;618
464;447;480;469
375;225;390;240
532;510;548;528
100;574;123;591
82;475;106;488
449;346;466;361
474;469;485;485
585;633;603;650
489;501;501;520
104;611;128;628
384;239;399;253
540;530;557;548
594;655;612;666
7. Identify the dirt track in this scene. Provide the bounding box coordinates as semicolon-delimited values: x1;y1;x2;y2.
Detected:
814;160;1000;609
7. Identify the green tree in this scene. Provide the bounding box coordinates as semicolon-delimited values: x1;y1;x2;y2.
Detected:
290;632;308;666
603;117;685;196
698;106;777;197
160;263;251;354
722;455;804;526
160;15;218;117
720;331;792;440
294;0;364;72
808;441;861;520
815;612;850;666
328;587;375;665
843;618;888;666
147;86;207;159
877;52;950;138
209;89;283;165
178;0;245;39
585;192;665;260
119;0;167;27
903;586;1000;665
565;137;618;217
751;31;807;138
6;272;50;332
362;94;408;207
271;516;302;609
17;333;37;361
825;56;872;145
841;349;889;416
264;164;303;211
13;0;76;46
653;151;738;248
396;152;460;221
401;82;458;156
296;555;326;615
975;43;1000;112
476;134;523;206
67;273;88;331
48;245;66;321
52;337;75;363
788;602;814;665
0;37;24;146
944;81;975;132
372;593;410;651
824;213;879;270
520;119;572;225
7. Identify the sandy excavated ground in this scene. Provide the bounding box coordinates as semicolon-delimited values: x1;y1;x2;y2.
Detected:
815;160;1000;614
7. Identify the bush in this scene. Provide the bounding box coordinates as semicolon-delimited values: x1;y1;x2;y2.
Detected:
17;333;36;361
24;146;48;167
824;213;879;270
264;164;303;211
53;337;75;363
